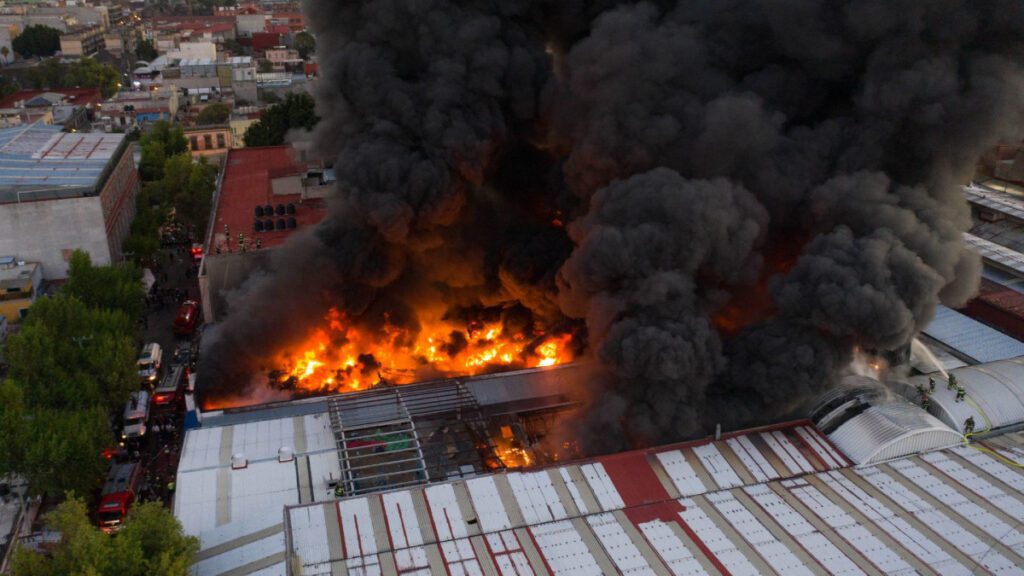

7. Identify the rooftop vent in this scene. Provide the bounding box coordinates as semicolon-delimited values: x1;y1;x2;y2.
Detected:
231;453;248;470
278;447;294;462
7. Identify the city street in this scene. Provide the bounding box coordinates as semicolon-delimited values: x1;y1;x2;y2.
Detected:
131;241;200;508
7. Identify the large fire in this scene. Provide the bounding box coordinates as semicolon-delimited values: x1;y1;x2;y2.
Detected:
275;308;577;394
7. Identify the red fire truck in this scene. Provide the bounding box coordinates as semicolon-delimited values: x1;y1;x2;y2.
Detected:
96;461;140;534
152;363;187;411
173;301;199;337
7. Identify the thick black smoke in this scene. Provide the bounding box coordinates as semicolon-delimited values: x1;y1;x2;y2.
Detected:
202;0;1024;452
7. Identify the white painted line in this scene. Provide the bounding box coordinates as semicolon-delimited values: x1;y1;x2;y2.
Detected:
678;497;760;576
655;450;707;496
693;444;744;489
820;471;970;575
637;519;708;576
786;482;914;574
581;463;625;511
857;466;1020;574
530;520;603;575
587;513;655;574
705;491;813;576
744;484;863;576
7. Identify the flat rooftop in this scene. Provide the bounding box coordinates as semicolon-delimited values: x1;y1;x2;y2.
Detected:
0;261;38;290
281;426;1024;576
0;124;126;202
209;146;327;252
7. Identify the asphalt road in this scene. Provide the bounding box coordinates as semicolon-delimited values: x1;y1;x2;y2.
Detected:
130;242;201;506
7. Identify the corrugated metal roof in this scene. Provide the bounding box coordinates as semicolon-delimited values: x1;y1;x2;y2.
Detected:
827;400;962;465
281;424;1024;576
965;182;1024;221
174;411;341;541
965;232;1024;278
0;124;125;198
905;357;1024;433
921;304;1024;363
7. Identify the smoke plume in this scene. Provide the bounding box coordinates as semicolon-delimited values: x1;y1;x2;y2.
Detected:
201;0;1024;452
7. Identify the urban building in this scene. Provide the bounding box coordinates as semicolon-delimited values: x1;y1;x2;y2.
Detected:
235;13;268;37
97;89;180;132
166;40;217;62
59;24;106;57
0;257;42;322
185;125;232;158
173;358;1024;576
264;47;301;70
0;88;103;129
228;110;259;147
0;125;138;280
197;145;329;321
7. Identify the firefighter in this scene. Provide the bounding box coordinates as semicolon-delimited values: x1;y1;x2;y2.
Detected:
334;483;345;498
916;384;926;397
955;386;966;402
167;479;176;494
928;376;936;392
921;394;930;410
947;373;958;390
964;416;975;434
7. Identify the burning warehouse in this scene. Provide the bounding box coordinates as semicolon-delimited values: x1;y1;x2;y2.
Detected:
198;0;1024;455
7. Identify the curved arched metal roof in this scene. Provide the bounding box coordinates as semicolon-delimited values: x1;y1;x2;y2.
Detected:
827;400;963;466
904;356;1024;433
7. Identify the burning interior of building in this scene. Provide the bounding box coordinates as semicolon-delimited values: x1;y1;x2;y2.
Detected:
198;0;1024;455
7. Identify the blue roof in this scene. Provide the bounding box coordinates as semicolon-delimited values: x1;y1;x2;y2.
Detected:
0;124;126;202
922;305;1024;363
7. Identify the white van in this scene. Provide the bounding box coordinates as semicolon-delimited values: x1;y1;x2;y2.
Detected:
137;343;162;383
122;390;150;442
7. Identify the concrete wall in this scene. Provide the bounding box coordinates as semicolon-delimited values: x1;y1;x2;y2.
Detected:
200;249;271;321
235;14;267;37
0;197;111;280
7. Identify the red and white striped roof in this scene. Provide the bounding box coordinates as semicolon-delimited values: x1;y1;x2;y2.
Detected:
279;423;1023;574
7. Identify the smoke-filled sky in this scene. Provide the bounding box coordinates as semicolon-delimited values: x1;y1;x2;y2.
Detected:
201;0;1024;452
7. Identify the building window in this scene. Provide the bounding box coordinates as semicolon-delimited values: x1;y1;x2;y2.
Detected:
204;134;213;149
190;136;199;150
217;133;225;148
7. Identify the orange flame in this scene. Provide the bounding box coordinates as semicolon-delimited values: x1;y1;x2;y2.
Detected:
276;308;576;395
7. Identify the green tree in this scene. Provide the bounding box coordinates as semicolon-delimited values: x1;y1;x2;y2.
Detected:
196;101;230;125
0;380;26;476
221;37;244;55
7;295;136;411
64;250;145;325
117;503;200;575
11;25;60;58
27;57;121;98
293;31;315;59
135;37;158;62
21;407;112;498
148;154;216;239
123;190;165;264
257;59;273;73
244;92;318;147
139;121;188;181
10;498;199;576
